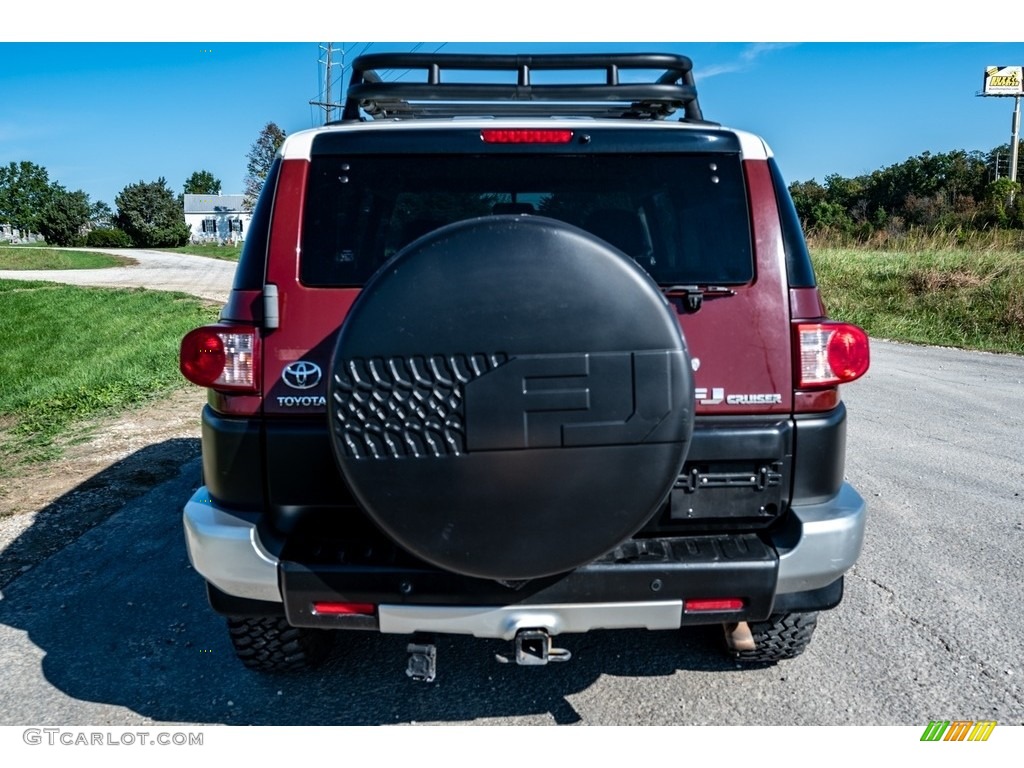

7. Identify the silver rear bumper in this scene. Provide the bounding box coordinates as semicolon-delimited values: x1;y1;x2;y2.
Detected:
377;601;683;639
775;483;866;595
183;489;280;603
183;481;866;633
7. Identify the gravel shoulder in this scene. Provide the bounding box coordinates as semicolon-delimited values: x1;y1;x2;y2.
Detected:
0;387;208;588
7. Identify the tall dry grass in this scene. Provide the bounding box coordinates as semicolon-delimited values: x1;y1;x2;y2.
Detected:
811;246;1024;355
806;226;1024;254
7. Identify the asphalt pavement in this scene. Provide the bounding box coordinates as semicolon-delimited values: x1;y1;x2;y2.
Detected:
0;340;1021;726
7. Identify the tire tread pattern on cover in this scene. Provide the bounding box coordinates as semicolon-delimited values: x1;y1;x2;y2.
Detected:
334;353;508;459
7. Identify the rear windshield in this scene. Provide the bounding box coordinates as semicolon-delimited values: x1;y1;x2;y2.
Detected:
300;154;753;287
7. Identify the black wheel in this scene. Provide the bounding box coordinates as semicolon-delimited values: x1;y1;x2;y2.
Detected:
226;616;333;672
730;612;818;664
329;215;694;581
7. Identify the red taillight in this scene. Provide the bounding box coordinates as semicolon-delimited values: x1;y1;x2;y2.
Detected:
684;598;745;613
180;325;259;392
795;322;870;388
312;602;376;616
481;129;573;144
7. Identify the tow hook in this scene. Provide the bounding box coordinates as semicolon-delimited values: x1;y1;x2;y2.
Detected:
503;629;572;666
406;639;437;682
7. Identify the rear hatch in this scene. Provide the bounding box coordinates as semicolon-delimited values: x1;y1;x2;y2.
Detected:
260;124;792;530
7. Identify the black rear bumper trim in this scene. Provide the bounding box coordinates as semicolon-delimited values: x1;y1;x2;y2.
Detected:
281;534;779;628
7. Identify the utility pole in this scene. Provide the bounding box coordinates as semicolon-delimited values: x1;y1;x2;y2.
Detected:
325;43;334;124
979;66;1024;204
1011;94;1021;184
310;43;345;125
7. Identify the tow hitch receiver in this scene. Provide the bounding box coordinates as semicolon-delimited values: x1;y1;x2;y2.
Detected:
513;629;572;665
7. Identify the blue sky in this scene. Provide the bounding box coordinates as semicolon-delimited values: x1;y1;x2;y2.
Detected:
3;9;1023;208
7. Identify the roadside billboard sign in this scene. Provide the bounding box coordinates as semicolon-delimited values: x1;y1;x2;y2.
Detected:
984;66;1023;95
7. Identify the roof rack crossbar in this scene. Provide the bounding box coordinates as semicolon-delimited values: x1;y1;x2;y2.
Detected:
342;53;705;123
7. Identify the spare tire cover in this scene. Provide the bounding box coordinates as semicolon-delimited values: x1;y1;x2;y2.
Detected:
329;216;694;580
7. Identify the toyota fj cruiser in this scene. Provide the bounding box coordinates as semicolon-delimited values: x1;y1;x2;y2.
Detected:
180;53;870;680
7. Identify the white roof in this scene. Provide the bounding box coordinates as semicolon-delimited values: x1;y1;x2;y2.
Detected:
278;119;772;163
183;194;249;214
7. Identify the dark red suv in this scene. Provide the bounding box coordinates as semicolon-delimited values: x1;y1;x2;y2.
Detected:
180;53;869;680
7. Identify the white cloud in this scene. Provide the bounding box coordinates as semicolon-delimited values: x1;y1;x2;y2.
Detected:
698;43;797;80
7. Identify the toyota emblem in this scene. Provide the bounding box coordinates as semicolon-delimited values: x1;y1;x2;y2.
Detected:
282;360;322;390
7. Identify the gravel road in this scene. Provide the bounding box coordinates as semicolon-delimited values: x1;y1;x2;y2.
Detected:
0;339;1021;726
0;248;234;302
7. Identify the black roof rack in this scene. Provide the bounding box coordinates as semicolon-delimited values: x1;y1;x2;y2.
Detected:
341;53;706;123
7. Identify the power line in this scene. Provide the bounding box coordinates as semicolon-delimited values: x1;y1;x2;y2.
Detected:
381;43;417;82
311;43;449;120
383;43;437;82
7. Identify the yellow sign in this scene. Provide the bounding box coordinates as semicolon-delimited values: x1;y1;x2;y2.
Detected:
984;66;1023;95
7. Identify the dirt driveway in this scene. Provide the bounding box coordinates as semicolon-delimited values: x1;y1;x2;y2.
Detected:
0;250;233;586
0;247;236;302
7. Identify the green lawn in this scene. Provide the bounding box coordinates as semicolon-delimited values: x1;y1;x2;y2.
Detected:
161;243;242;261
812;248;1024;355
0;246;134;270
0;280;219;472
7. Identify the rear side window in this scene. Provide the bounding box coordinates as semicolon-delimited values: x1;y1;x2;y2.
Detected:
300;154;753;287
232;158;280;290
769;158;816;288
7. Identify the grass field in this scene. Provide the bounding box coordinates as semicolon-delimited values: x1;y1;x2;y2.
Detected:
0;280;219;473
161;243;242;261
812;248;1024;355
0;246;134;270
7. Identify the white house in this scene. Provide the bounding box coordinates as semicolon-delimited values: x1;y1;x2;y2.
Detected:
183;194;252;244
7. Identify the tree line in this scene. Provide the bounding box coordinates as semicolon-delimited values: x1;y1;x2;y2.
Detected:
788;142;1024;239
0;122;286;248
11;126;1012;249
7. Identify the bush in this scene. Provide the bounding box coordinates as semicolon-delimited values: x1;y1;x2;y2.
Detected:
37;188;91;247
114;178;191;248
85;228;133;248
982;178;1020;228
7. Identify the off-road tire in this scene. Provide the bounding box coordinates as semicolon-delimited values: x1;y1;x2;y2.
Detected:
731;611;818;664
227;616;333;672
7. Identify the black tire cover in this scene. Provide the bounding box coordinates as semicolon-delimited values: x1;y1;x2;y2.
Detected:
329;216;694;580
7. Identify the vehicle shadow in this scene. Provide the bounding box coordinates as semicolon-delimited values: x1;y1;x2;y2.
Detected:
0;442;742;726
0;437;201;590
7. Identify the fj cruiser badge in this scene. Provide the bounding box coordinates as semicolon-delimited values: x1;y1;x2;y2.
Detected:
696;387;782;406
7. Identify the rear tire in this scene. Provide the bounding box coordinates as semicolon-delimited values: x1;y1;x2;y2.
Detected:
227;616;333;672
730;611;818;664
